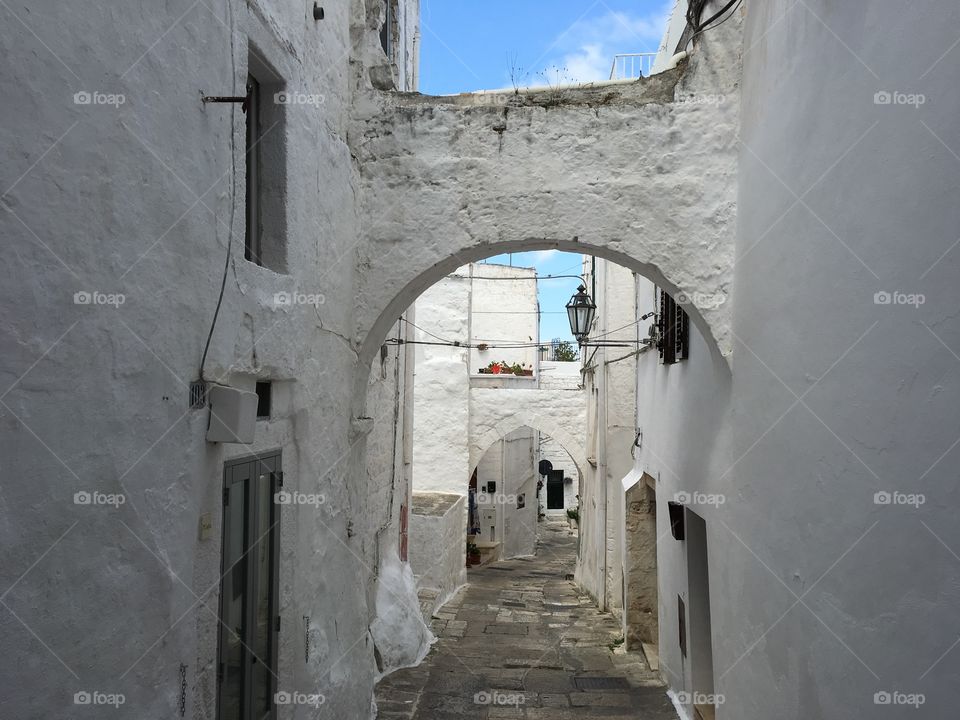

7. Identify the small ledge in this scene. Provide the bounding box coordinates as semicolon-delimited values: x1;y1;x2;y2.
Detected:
470;374;538;390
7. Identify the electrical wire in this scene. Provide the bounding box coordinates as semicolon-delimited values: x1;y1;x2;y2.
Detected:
384;338;638;350
586;312;655;342
198;0;237;381
449;273;586;282
400;316;460;346
684;0;743;51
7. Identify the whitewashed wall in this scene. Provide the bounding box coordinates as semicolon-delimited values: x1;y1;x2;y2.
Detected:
469;264;538;373
0;1;423;717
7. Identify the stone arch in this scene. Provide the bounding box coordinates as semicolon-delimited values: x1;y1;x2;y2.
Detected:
351;70;739;383
358;238;730;374
469;412;587;481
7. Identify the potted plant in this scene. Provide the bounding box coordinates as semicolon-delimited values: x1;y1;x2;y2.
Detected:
487;360;504;374
466;541;481;566
519;363;534;377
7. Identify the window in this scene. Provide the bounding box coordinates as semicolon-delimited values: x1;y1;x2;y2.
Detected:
244;50;287;271
244;74;261;264
255;381;271;419
379;0;394;57
657;289;689;364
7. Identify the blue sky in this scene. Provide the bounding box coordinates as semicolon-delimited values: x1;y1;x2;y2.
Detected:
478;251;586;346
420;1;672;344
419;0;672;94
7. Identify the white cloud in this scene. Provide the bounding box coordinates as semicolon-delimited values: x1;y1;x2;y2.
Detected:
534;3;675;85
527;249;560;264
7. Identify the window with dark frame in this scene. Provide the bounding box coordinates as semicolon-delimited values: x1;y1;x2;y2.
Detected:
243;50;288;272
244;73;261;264
255;381;272;419
657;289;689;364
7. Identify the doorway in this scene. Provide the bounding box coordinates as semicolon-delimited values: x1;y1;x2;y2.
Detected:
546;469;564;509
218;451;282;720
685;509;716;720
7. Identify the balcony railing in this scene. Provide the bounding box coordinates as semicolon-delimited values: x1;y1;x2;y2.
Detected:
609;53;658;80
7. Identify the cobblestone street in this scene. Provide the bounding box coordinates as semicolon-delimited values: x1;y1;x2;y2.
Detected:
375;520;678;719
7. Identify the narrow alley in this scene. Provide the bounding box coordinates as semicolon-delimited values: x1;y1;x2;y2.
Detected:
4;1;959;718
376;520;677;719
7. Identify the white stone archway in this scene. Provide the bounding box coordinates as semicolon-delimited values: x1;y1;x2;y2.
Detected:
469;395;587;478
350;63;740;381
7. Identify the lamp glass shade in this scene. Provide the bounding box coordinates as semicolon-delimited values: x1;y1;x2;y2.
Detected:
566;285;596;341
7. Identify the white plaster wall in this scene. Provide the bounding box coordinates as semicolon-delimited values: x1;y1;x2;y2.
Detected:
469;264;538;373
576;258;640;618
469;383;586;475
0;1;420;717
410;273;471;494
408;492;466;606
616;3;960;718
474;429;538;559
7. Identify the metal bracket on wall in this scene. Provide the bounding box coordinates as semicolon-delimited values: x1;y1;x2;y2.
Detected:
201;90;250;113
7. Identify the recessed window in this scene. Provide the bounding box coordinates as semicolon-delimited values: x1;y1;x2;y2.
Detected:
678;595;687;657
379;0;394;57
658;289;689;364
244;49;287;271
255;381;272;419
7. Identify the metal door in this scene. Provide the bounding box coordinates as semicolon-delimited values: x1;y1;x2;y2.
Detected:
218;451;281;720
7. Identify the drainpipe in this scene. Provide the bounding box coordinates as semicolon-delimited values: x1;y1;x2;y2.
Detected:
597;260;608;611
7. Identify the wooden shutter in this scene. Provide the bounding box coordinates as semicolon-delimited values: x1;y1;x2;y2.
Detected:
658;289;689;364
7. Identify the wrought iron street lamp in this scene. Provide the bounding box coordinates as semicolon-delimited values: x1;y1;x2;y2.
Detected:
566;285;596;344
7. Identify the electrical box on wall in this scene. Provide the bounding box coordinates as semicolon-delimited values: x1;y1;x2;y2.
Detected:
480;509;497;542
206;385;258;443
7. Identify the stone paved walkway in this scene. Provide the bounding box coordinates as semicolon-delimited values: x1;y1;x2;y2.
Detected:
375;519;679;719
